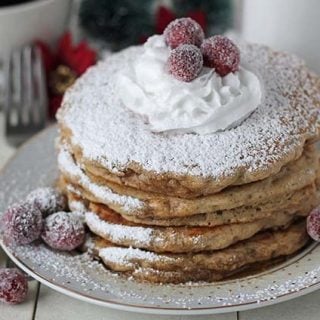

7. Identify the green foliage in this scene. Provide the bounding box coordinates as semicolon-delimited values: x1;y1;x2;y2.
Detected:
79;0;154;50
79;0;233;49
173;0;233;34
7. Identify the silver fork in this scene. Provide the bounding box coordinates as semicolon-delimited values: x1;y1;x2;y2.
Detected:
4;45;47;147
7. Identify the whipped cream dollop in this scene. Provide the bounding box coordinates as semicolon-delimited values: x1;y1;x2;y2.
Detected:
117;35;263;134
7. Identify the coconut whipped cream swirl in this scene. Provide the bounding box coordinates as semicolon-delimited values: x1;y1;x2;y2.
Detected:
117;35;263;134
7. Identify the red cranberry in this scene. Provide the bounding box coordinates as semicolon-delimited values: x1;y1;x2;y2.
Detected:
164;17;204;49
41;212;85;251
201;35;240;76
167;44;203;82
0;268;28;304
26;187;67;217
2;202;43;245
307;207;320;241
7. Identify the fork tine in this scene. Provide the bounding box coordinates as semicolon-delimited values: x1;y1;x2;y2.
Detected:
23;46;33;125
4;45;48;147
13;49;23;126
34;46;47;126
4;53;12;130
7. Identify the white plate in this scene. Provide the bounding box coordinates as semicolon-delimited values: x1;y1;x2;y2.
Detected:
1;125;320;316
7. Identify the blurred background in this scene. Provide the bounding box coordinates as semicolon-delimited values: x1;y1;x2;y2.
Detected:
0;0;319;150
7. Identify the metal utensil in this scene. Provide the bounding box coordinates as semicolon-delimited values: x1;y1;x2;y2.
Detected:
4;45;47;147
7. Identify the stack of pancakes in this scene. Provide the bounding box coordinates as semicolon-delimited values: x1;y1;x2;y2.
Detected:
57;139;320;283
56;43;320;283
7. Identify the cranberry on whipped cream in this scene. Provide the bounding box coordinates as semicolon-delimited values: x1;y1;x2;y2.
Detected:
167;44;203;82
164;17;204;49
117;35;263;134
201;36;240;77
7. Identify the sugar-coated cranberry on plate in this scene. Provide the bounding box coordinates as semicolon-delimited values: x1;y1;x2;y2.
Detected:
26;187;67;217
0;268;28;304
1;201;43;245
167;44;203;82
307;207;320;241
164;17;204;49
41;211;85;251
201;35;240;77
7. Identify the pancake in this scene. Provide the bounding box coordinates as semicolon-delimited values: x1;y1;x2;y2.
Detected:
57;43;320;198
63;183;320;227
58;145;320;218
60;179;320;227
84;204;307;253
89;221;309;283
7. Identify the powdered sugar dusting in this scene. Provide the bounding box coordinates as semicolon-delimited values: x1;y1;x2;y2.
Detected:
57;146;143;211
99;246;176;267
26;187;67;216
69;200;87;213
85;211;153;246
58;43;320;180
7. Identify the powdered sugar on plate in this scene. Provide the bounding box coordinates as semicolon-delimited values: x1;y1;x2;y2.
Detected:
58;43;320;180
3;238;320;311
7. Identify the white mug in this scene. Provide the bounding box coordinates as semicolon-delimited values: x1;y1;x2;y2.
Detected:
240;0;320;74
0;0;72;58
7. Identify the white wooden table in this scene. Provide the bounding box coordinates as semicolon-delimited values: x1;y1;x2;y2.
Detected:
0;114;320;319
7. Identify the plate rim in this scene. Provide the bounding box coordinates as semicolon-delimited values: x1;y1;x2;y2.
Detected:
2;241;320;315
1;125;320;315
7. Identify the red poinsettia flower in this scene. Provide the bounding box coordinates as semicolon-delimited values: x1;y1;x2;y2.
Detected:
36;32;97;118
57;33;96;76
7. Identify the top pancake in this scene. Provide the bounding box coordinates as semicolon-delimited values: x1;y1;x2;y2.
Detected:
57;43;320;197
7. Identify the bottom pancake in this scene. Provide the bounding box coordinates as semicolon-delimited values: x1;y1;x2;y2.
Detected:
88;221;308;283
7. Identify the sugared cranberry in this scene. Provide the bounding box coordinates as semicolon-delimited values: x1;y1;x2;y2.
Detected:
41;212;85;251
2;202;43;245
201;35;240;76
0;269;28;304
164;17;204;49
26;187;67;217
167;44;203;82
307;208;320;241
